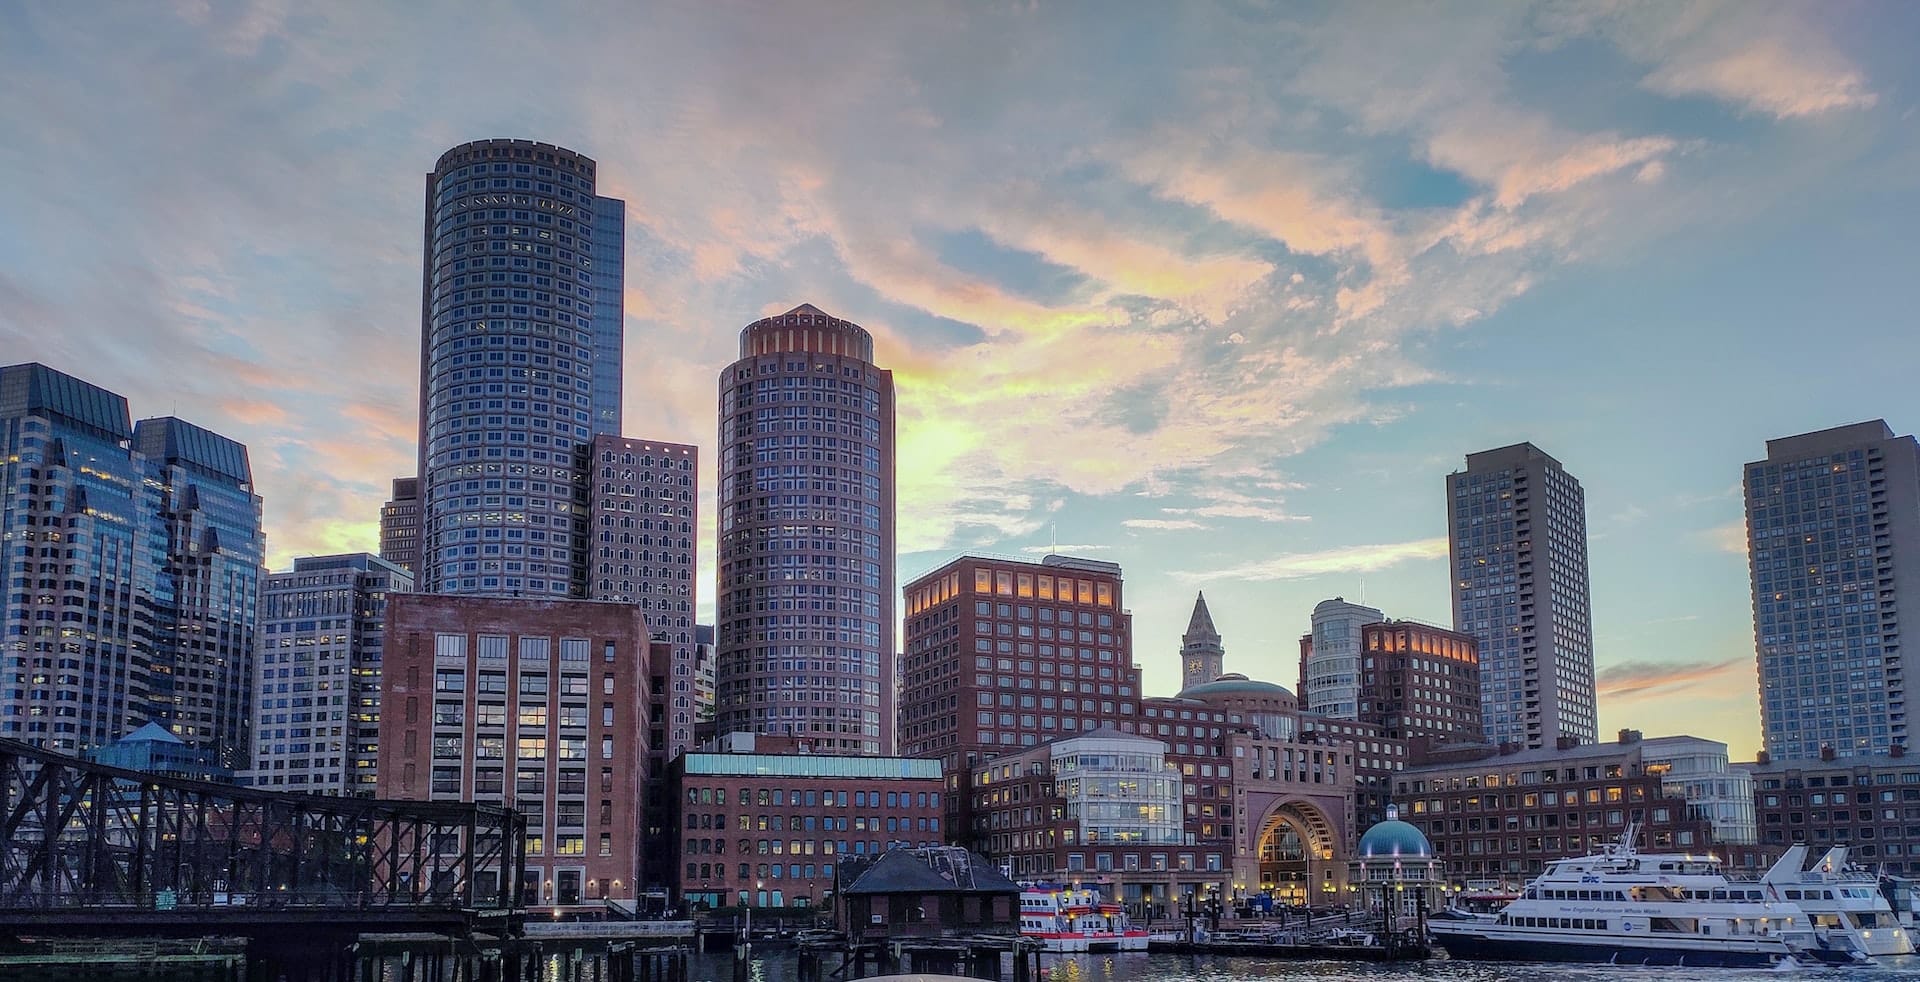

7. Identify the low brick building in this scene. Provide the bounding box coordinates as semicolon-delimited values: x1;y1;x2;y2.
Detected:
377;595;657;914
839;847;1020;943
671;733;945;911
1742;747;1920;873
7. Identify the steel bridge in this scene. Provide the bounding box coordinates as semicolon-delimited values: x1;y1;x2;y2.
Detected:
0;737;525;938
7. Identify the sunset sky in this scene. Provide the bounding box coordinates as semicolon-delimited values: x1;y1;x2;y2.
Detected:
4;2;1918;760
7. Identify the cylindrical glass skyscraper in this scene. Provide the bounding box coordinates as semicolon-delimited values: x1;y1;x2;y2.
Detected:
715;304;895;754
416;139;622;597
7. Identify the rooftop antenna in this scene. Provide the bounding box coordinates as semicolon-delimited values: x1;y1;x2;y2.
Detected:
1050;523;1057;555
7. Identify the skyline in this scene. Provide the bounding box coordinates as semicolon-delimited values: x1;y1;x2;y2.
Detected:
6;2;1920;760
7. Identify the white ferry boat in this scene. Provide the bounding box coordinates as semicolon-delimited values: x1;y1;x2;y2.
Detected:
1430;825;1856;967
1017;884;1148;953
1761;844;1914;957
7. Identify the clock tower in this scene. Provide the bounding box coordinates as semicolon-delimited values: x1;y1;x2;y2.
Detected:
1180;592;1225;691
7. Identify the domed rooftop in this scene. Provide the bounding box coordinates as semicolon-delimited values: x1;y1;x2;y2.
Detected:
1175;673;1294;700
1358;805;1433;859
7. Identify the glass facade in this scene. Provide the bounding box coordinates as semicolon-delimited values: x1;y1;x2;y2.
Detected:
418;139;622;598
1303;598;1381;719
1448;444;1596;749
1052;735;1184;846
1746;421;1917;760
715;304;895;755
588;195;625;437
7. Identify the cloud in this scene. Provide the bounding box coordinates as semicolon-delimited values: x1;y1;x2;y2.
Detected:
1701;520;1750;556
1638;33;1877;119
1597;657;1749;701
1124;519;1211;532
1019;543;1110;554
1174;537;1450;583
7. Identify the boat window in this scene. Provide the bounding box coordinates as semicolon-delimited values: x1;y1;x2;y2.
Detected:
1786;889;1801;900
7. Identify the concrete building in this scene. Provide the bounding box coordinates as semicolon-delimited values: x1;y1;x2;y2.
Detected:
414;138;626;598
1298;598;1382;719
900;554;1140;844
252;553;412;795
715;304;895;755
1393;731;1747;889
1742;748;1920;872
1180;592;1224;691
377;594;656;913
379;476;420;573
1358;620;1483;745
1745;421;1919;760
0;364;263;768
1447;443;1597;750
671;733;944;911
585;435;698;756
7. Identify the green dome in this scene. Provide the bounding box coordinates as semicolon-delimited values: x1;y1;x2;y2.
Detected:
1175;673;1294;700
1358;806;1433;859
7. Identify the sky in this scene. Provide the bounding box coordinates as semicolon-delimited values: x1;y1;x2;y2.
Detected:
4;1;1918;762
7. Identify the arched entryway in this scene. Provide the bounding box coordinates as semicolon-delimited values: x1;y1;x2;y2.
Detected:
1254;801;1340;905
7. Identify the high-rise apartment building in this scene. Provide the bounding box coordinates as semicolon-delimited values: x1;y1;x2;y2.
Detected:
1179;592;1224;690
377;594;656;913
714;304;895;755
0;364;264;767
588;195;625;437
1357;620;1482;745
380;476;420;573
1297;597;1383;719
1447;442;1597;750
252;553;411;794
135;416;266;772
585;435;697;755
900;554;1139;843
1746;421;1919;760
414;139;626;597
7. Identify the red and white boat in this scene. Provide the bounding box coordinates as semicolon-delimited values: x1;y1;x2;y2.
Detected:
1018;885;1149;953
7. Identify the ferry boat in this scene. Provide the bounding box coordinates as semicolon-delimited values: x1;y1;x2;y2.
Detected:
1017;884;1148;953
1761;844;1914;957
1429;825;1856;967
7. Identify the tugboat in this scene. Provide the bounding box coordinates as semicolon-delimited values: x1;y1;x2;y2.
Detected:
1761;844;1914;957
1017;884;1148;953
1429;824;1857;967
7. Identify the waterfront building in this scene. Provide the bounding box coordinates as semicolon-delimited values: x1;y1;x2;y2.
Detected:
1358;620;1483;745
971;728;1185;882
85;720;232;782
1447;443;1597;750
0;364;155;753
1179;592;1224;691
414;138;626;597
379;477;420;573
838;847;1020;944
1393;731;1746;889
1741;747;1920;871
1298;597;1382;719
714;304;895;755
1745;421;1919;760
377;594;656;913
669;732;944;911
1348;806;1443;921
252;553;412;794
900;553;1139;845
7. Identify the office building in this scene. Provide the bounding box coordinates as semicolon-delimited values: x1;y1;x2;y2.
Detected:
414;138;626;597
1447;443;1597;749
714;304;895;755
1745;421;1919;760
379;476;420;573
252;553;412;794
588;195;625;437
1742;747;1920;870
135;416;266;772
1179;592;1224;691
0;364;154;753
377;594;656;913
670;732;944;911
1358;620;1483;745
585;435;698;755
1298;597;1383;719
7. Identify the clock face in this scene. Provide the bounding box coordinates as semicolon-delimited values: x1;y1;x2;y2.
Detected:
1189;658;1203;673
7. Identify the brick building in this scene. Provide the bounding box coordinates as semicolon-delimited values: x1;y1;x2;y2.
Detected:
670;733;944;911
1358;619;1483;745
1394;731;1752;889
1742;748;1920;873
377;594;657;914
900;554;1140;845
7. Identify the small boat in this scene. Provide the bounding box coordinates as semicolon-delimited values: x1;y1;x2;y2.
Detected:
1429;823;1850;968
1018;884;1148;953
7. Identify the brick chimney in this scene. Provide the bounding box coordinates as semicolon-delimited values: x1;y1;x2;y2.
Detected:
1820;744;1837;762
1556;735;1582;751
1893;744;1907;759
1617;729;1643;745
1755;750;1771;765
